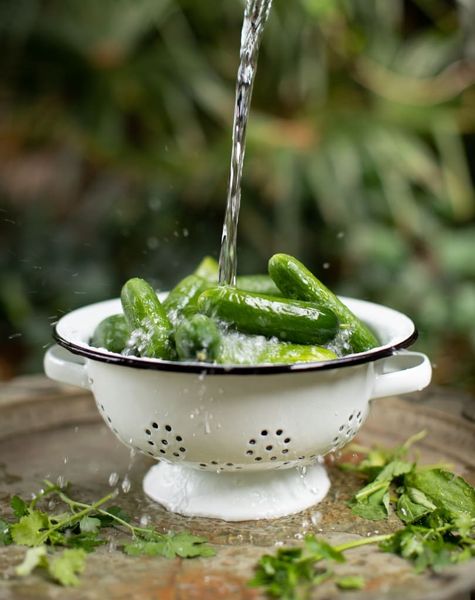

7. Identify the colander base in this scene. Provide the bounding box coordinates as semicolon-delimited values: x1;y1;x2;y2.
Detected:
143;462;330;521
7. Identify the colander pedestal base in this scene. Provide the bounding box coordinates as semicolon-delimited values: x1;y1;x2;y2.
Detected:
143;462;330;521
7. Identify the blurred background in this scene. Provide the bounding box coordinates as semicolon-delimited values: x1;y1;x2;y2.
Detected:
0;0;474;391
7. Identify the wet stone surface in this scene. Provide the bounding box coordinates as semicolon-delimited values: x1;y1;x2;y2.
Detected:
0;377;474;599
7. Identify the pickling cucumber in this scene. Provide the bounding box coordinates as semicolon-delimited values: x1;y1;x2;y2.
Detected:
236;274;282;296
198;286;338;345
194;256;219;282
175;314;221;362
268;254;378;353
218;331;337;365
121;278;175;360
90;314;130;354
163;274;211;324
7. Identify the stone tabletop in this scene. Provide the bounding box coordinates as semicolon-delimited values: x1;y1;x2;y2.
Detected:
0;376;474;600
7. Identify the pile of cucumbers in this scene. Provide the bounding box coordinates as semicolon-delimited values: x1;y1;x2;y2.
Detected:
90;254;378;365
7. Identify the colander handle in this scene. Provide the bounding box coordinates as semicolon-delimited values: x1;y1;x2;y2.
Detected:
44;345;91;390
371;351;431;400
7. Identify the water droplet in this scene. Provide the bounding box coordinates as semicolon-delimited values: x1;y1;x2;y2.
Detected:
121;475;131;493
310;511;322;526
140;515;150;527
323;262;330;270
108;472;119;487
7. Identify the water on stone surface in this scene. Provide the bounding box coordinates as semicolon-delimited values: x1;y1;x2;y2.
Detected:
218;0;273;287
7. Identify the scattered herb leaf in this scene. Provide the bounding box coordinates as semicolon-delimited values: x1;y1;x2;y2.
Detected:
48;549;87;587
0;518;12;545
16;545;48;577
336;575;365;590
11;495;29;519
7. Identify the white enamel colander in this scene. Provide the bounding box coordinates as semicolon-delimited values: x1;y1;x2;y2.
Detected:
44;295;431;521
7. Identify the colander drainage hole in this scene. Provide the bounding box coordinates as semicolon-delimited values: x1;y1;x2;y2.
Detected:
173;452;179;457
148;451;154;456
282;449;289;454
246;450;253;456
161;440;168;445
284;437;291;444
165;425;172;432
107;416;112;423
145;429;151;435
349;414;354;421
333;436;339;443
255;457;262;461
211;461;218;465
249;439;256;445
179;447;186;453
160;449;166;455
261;430;268;436
276;429;283;436
176;435;183;441
266;445;273;451
270;456;277;461
148;441;155;446
152;422;159;429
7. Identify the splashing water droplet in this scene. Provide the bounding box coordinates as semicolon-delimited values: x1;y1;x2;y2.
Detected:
108;472;119;487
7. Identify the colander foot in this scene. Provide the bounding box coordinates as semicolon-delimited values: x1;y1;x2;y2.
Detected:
143;462;330;521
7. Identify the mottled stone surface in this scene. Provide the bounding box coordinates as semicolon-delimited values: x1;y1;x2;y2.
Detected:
0;377;474;599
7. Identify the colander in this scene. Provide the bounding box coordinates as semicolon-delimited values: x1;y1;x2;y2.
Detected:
44;295;431;521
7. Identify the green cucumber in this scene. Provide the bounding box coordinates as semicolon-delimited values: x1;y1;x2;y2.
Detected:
175;314;221;362
198;286;338;345
218;331;337;365
90;314;130;354
163;274;211;324
236;274;282;296
194;256;219;282
121;278;175;359
268;254;379;353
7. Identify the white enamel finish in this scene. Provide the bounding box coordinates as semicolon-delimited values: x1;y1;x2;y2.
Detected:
371;351;432;400
44;296;432;521
44;345;91;390
143;462;330;521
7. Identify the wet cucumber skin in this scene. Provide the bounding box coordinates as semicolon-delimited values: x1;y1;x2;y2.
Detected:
268;254;379;353
198;286;338;345
217;332;337;365
236;275;282;296
175;314;221;362
163;275;211;323
90;314;130;354
121;278;175;360
194;256;219;282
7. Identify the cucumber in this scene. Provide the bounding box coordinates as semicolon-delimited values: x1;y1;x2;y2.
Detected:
163;274;211;324
268;254;379;353
218;331;337;365
120;278;175;360
175;314;221;362
236;274;282;296
198;286;338;345
194;256;219;282
90;314;130;354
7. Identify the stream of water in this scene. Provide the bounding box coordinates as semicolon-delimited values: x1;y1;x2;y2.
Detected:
218;0;273;286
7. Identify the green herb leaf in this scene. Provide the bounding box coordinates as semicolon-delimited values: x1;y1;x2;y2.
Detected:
374;460;413;482
11;511;49;546
336;575;365;590
65;532;105;553
405;469;475;519
350;480;391;521
124;532;215;559
304;535;345;563
79;516;101;534
0;518;12;545
16;545;48;577
11;495;29;519
94;506;130;526
48;548;87;587
397;493;432;524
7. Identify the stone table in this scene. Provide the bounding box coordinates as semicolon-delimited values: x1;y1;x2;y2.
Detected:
0;376;474;599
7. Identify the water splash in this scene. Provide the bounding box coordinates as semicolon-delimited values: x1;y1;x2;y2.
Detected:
218;0;273;286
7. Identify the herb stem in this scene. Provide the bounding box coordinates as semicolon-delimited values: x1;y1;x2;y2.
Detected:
43;482;156;539
38;493;116;544
335;534;392;553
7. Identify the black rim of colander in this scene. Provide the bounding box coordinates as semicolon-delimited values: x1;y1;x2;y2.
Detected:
53;326;418;376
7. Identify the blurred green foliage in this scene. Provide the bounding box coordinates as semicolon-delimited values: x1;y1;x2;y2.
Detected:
0;0;474;389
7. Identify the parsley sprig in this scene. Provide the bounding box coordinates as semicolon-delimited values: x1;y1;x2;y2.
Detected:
0;479;214;586
251;432;475;598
